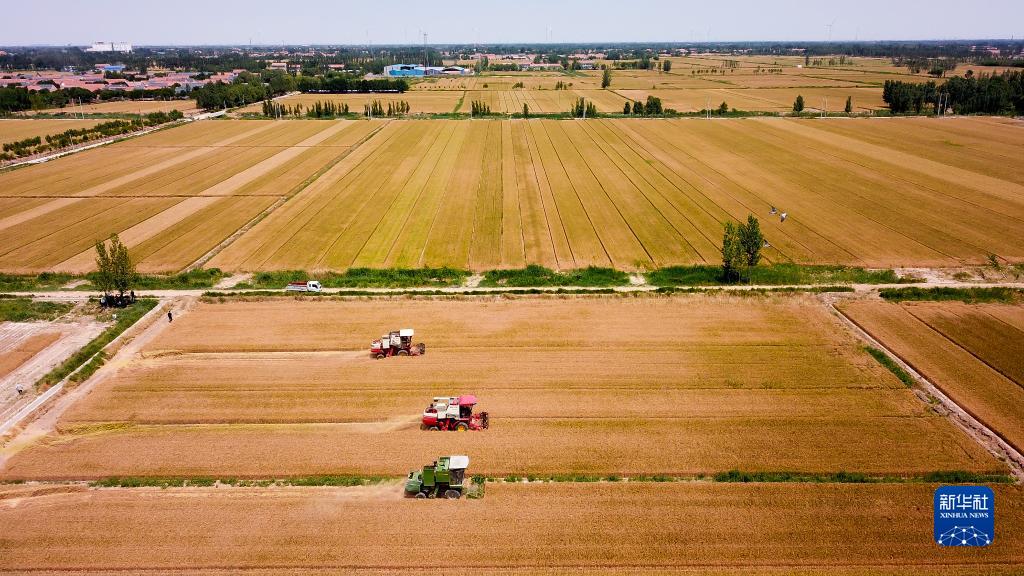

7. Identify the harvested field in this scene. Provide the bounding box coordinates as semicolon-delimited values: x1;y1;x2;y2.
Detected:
0;483;1021;574
0;118;102;145
840;300;1024;453
0;330;60;379
1;295;1003;479
0;119;385;273
210;117;1024;272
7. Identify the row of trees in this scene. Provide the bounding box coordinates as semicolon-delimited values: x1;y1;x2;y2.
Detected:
2;113;182;161
0;85;184;114
470;100;493;117
365;100;409;117
570;97;598;118
622;96;665;116
298;76;408;94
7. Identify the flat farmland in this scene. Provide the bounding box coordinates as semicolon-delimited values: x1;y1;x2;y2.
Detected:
0;119;385;273
0;118;103;145
616;87;886;112
239;91;464;114
840;300;1024;453
1;483;1021;574
0;295;1002;480
465;89;627;113
211;117;1024;272
22;99;198;115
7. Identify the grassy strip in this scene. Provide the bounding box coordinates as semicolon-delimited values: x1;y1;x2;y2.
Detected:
0;298;73;321
36;299;158;389
864;346;915;388
87;469;1014;488
202;288;622;300
712;470;1013;484
117;269;225;290
655;285;855;295
480;265;629;287
879;287;1024;304
0;270;225;291
0;272;77;292
235;268;468;290
91;475;392;488
648;264;907;286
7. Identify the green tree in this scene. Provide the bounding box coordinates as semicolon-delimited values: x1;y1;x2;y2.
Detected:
522;103;530;118
632;100;643;115
717;101;729;115
793;94;805;113
662;60;672;73
844;96;853;113
602;69;613;89
737;215;764;267
623;101;631;115
95;234;135;298
720;222;747;283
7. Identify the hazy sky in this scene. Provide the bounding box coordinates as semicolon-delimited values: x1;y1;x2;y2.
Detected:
4;0;1022;46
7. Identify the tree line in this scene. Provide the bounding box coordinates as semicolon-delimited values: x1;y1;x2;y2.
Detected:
1;112;182;162
0;85;184;114
883;71;1023;115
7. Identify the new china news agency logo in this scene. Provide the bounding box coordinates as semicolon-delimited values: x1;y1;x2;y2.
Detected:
934;486;994;547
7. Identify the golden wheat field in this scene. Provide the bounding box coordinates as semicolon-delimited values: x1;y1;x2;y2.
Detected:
0;295;1003;480
0;118;104;146
210;117;1024;272
1;483;1021;574
840;300;1024;453
1;116;1022;274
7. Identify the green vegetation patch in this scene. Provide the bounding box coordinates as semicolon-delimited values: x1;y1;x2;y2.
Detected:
236;268;468;289
648;264;906;286
713;470;1013;484
879;287;1024;304
480;265;629;287
37;299;158;389
0;298;72;322
0;272;77;292
864;346;916;388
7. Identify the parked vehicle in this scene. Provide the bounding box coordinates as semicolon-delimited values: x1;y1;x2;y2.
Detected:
285;280;322;293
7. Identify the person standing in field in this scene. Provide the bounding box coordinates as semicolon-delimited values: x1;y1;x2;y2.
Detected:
167;311;173;323
15;384;25;395
780;212;788;223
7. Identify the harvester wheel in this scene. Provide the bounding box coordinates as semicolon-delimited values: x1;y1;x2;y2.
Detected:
415;492;428;499
374;354;385;360
444;489;461;499
454;422;469;432
428;426;440;431
417;343;426;355
398;350;409;356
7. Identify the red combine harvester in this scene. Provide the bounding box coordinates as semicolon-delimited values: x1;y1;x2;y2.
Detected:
422;395;489;431
370;329;425;359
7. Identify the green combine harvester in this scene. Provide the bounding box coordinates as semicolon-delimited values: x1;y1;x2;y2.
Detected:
404;455;469;499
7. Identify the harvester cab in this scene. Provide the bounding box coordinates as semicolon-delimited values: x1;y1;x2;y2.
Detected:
370;328;426;359
405;455;470;499
421;395;489;431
